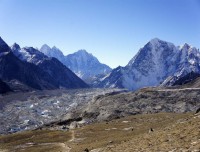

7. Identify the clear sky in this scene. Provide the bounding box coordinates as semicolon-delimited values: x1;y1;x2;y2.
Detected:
0;0;200;68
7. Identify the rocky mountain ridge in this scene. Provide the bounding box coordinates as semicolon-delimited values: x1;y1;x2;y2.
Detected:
11;43;88;89
0;37;88;91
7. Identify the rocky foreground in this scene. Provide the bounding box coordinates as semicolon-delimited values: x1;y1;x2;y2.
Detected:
0;83;200;151
46;86;200;130
0;112;200;152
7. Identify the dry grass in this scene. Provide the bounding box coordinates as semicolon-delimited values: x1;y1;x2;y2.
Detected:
0;112;193;152
0;130;71;152
68;113;191;152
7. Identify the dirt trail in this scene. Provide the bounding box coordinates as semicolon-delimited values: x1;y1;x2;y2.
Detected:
157;88;200;91
0;150;8;152
69;130;75;142
58;143;71;152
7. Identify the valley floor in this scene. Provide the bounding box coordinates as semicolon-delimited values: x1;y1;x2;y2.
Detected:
0;112;199;152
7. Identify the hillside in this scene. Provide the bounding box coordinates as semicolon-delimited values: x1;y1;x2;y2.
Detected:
0;112;198;152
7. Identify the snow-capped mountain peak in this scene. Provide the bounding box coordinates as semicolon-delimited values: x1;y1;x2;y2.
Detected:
40;44;65;62
40;44;51;53
40;46;112;84
149;38;161;45
64;49;112;82
98;39;200;90
11;45;48;65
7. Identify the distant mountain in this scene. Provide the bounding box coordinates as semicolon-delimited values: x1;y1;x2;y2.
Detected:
40;44;65;62
98;38;200;90
64;50;112;83
40;46;112;84
11;43;88;89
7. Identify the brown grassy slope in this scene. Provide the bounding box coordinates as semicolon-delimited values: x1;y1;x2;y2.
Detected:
0;130;71;152
103;113;200;152
0;113;195;152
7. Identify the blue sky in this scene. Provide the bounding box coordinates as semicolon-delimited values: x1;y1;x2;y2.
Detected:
0;0;200;68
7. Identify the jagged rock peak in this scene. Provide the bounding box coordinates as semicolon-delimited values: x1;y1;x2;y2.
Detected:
181;43;192;50
11;43;21;50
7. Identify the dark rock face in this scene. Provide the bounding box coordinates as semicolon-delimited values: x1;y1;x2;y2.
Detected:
38;57;88;89
0;52;58;90
0;37;10;53
0;79;12;94
195;107;200;114
172;72;200;86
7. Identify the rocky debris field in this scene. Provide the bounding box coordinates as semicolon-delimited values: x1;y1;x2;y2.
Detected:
52;87;200;128
1;86;200;135
0;88;123;134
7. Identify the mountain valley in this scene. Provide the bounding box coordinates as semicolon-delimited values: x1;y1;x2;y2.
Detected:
0;36;200;151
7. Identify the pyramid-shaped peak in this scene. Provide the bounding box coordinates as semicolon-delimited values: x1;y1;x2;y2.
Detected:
40;44;51;50
181;43;192;50
52;46;59;49
149;38;167;45
148;38;174;49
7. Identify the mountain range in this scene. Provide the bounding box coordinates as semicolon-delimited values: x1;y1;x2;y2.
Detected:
1;36;200;92
0;37;88;92
97;38;200;90
40;45;112;84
